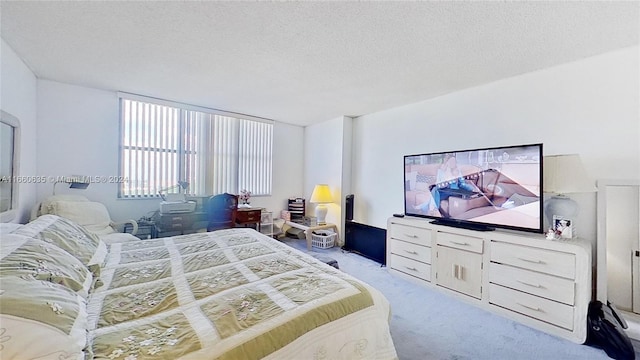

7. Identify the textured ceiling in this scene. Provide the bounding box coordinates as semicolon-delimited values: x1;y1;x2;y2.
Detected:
1;1;638;126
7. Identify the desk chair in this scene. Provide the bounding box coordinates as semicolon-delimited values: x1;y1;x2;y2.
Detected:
206;193;238;231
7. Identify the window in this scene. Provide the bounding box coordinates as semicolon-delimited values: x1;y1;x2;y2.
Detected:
119;94;273;198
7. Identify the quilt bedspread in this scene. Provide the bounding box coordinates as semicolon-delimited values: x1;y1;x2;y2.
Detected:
87;228;397;359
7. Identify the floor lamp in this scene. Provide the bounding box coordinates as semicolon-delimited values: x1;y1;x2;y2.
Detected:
543;154;596;237
310;184;333;225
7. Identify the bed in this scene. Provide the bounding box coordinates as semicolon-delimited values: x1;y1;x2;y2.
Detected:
0;215;398;359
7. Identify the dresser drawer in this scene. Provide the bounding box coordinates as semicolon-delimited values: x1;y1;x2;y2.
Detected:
237;209;262;222
157;215;194;228
489;283;574;330
389;224;432;246
436;232;483;254
490;263;575;305
491;242;575;279
390;254;431;281
390;239;431;264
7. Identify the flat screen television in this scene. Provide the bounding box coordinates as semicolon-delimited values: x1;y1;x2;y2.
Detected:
404;143;543;233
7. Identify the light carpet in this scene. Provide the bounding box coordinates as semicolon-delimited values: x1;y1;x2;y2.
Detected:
280;236;639;360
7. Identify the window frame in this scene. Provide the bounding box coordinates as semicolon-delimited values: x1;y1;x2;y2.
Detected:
117;92;273;199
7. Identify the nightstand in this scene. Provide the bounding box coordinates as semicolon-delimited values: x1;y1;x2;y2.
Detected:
236;208;263;230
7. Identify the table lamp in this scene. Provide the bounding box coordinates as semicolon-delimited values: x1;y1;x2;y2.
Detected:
310;184;333;225
158;181;189;202
543;154;596;236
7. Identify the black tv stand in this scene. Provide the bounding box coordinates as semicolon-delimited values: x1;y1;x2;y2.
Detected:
430;219;495;232
343;221;386;265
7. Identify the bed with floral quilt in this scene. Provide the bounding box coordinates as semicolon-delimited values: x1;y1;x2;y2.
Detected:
0;215;397;360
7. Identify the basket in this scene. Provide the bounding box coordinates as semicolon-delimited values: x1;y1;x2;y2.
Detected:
311;231;337;249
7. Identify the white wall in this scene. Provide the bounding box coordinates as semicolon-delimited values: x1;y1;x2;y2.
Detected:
36;81;121;209
1;39;38;223
304;116;352;242
341;117;353;222
350;46;639;246
36;80;305;222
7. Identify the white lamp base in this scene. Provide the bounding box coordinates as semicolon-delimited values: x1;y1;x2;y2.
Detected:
315;204;328;225
545;195;578;236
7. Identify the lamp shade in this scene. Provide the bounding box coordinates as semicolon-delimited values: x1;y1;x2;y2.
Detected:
310;184;333;203
543;154;596;194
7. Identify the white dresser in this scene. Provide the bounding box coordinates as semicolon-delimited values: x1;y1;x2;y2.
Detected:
387;216;592;344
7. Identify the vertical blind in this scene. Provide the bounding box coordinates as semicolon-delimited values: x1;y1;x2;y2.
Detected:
119;95;273;198
239;120;273;195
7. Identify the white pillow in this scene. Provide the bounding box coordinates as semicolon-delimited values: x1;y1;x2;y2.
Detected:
51;200;114;235
0;276;88;360
1;233;94;299
40;195;89;214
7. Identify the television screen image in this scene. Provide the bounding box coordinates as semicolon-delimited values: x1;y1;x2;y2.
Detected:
404;143;543;233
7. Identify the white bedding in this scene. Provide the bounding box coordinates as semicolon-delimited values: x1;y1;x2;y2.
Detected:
88;228;398;359
1;215;397;360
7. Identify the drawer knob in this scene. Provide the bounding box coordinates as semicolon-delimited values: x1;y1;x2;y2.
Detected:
517;280;543;288
404;250;419;255
404;265;418;271
516;302;541;312
517;257;545;264
405;233;418;238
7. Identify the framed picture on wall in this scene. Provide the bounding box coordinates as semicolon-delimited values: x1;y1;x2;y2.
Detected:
553;215;573;239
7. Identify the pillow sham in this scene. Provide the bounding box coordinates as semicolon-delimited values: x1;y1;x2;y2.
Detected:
50;200;114;235
33;194;90;220
0;276;88;360
15;215;108;275
0;234;93;298
40;194;89;213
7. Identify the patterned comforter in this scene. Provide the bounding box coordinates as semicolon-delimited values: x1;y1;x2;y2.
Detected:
87;228;397;359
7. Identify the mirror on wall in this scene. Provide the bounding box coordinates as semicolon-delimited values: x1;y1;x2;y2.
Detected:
0;110;20;221
596;179;640;338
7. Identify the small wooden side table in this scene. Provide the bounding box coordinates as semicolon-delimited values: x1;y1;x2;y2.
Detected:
285;221;340;250
236;207;263;230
